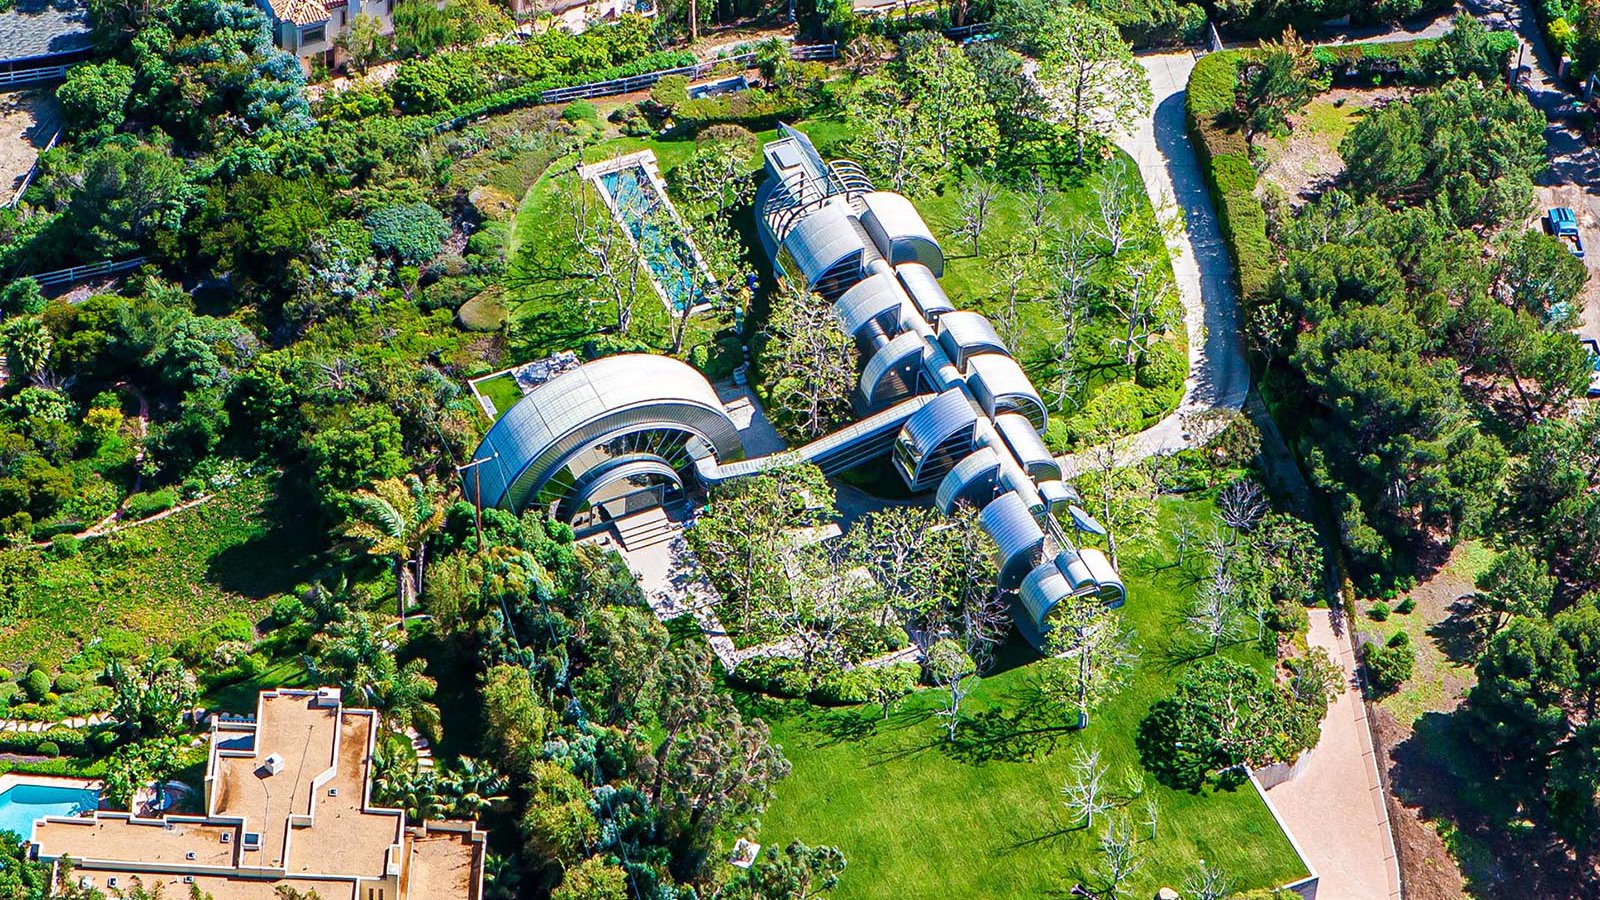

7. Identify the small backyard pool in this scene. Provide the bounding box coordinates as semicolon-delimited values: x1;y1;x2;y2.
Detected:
0;781;99;838
589;154;716;313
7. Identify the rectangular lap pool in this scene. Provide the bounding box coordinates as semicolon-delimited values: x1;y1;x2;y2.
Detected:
584;151;716;314
0;782;98;838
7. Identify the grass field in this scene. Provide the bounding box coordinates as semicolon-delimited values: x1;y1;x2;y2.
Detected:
0;474;323;671
748;496;1308;898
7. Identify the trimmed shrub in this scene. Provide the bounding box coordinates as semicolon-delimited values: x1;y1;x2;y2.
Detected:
20;669;50;703
52;672;83;694
1364;631;1415;694
561;99;598;124
728;656;812;697
1395;597;1417;614
1367;601;1391;621
37;741;60;758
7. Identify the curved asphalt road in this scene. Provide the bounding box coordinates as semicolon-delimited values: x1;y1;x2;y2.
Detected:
1058;52;1250;477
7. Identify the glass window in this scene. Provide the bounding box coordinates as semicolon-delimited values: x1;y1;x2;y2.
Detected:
303;24;326;43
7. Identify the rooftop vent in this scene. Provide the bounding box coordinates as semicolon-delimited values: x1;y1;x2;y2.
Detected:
328;787;339;798
220;833;232;844
263;753;285;776
243;832;262;850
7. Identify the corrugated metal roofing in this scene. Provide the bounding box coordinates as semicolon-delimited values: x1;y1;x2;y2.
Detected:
899;389;978;458
995;413;1058;481
833;272;905;339
1019;562;1073;628
981;490;1045;590
780;202;865;289
936;311;1008;369
859;191;944;276
896;263;955;320
967;352;1047;429
935;446;1001;515
859;331;927;409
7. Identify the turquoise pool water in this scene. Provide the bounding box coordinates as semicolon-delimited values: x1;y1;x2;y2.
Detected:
598;166;712;312
0;783;98;838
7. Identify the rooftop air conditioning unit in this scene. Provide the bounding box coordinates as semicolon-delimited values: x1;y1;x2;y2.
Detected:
183;877;195;885
220;833;232;844
328;787;339;798
263;753;285;776
106;878;120;889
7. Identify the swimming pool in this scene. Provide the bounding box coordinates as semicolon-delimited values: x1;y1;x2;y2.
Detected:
0;782;98;838
596;164;714;313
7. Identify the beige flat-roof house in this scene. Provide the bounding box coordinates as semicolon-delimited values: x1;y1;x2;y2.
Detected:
32;688;485;900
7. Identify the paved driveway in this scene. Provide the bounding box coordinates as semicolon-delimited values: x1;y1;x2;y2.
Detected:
1266;610;1403;900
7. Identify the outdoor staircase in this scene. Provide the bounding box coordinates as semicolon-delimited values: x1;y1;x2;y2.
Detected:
613;508;677;551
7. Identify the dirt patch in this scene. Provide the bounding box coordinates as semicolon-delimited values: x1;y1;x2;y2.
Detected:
1255;87;1410;209
1374;705;1470;900
0;88;61;202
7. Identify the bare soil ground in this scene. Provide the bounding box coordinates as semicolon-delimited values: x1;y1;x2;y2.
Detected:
0;88;60;202
1366;548;1479;900
1256;87;1410;209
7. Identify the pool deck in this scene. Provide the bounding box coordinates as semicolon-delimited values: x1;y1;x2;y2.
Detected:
578;148;719;315
0;772;99;794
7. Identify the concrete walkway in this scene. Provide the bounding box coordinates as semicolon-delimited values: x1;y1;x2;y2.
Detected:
1265;610;1403;900
1059;51;1250;477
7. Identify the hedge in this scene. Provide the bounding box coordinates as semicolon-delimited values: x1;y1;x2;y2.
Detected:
1186;52;1273;301
0;727;90;757
406;50;700;139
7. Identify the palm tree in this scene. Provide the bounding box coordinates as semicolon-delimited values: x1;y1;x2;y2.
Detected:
437;756;508;818
343;475;446;621
306;610;441;739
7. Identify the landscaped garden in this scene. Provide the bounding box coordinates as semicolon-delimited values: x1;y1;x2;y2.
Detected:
750;496;1311;899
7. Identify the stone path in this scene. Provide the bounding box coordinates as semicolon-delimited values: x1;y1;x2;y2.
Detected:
1265;610;1403;900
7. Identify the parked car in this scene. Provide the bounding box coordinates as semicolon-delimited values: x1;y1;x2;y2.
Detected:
1548;207;1586;258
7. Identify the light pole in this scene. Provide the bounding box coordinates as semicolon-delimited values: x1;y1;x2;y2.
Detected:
455;452;499;550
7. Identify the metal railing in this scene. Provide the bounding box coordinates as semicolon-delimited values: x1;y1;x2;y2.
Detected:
6;128;60;209
0;65;70;88
28;257;148;290
538;42;838;105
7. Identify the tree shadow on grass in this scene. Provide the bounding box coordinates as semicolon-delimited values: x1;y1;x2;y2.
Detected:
1426;595;1482;667
943;682;1084;765
205;479;324;599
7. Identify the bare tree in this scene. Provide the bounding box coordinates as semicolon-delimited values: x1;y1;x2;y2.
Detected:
1186;563;1244;655
1048;227;1095;408
565;168;645;336
1025;171;1056;258
1061;744;1111;829
1092;158;1139;260
1140;793;1159;842
955;175;1000;256
924;587;1008;742
927;637;977;743
1184;861;1233;900
1218;479;1268;536
993;252;1035;348
1096;815;1142;898
1102;259;1170;368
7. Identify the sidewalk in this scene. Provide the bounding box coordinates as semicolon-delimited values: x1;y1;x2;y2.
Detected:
1265;610;1404;900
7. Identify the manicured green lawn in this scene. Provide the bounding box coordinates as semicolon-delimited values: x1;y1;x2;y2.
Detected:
473;372;526;418
749;497;1308;898
0;474;323;671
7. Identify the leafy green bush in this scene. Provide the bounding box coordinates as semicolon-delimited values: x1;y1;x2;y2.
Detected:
1364;631;1415;694
52;672;83;694
37;741;60;758
811;662;921;706
57;686;114;717
1368;601;1391;621
0;683;17;708
20;669;51;703
1395;597;1416;614
123;489;178;520
561;100;598;124
1186;52;1273;301
728;656;812;697
0;728;87;757
366;203;450;265
649;74;690;111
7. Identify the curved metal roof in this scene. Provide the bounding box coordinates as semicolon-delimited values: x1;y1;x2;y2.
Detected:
896;263;955;320
937;312;1008;370
980;490;1045;591
779;201;865;289
859;192;944;277
1077;547;1125;604
899;389;978;459
1037;479;1081;509
935;446;1001;515
1019;561;1073;629
833;272;905;340
469;355;742;513
859;330;927;409
967;352;1047;430
995;413;1059;481
557;457;684;519
1057;549;1097;593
